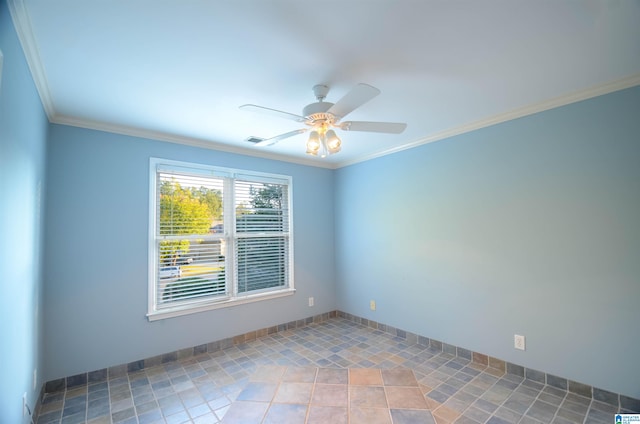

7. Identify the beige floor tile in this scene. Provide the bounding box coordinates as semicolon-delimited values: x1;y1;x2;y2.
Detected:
307;405;348;424
350;386;388;408
427;397;443;410
350;407;392;424
434;405;462;422
349;368;383;385
385;386;429;409
381;368;418;386
316;368;348;384
311;384;348;407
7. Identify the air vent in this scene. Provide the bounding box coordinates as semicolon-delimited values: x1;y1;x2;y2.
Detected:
245;136;265;144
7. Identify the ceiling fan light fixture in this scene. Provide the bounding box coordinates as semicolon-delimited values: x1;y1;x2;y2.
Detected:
325;130;342;154
306;130;321;156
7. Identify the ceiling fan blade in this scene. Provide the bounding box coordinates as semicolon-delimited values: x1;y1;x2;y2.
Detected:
327;83;381;119
240;104;306;123
339;121;407;134
254;129;308;147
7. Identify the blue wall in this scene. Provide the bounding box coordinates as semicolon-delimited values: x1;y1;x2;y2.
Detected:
0;1;49;422
334;86;640;398
43;125;336;380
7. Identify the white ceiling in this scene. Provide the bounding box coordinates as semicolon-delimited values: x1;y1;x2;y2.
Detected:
9;0;640;168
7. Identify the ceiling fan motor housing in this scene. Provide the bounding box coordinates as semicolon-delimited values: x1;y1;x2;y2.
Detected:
303;102;335;125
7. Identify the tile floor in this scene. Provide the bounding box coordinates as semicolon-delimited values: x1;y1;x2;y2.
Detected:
224;366;432;423
36;317;633;424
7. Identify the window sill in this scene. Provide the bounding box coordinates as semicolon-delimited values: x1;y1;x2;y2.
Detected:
147;288;296;321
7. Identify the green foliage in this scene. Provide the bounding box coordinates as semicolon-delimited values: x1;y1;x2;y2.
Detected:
249;184;284;210
190;186;222;221
159;239;191;266
236;184;285;232
160;180;218;234
235;203;250;216
159;180;222;264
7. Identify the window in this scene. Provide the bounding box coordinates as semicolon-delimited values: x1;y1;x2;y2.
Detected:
148;158;293;320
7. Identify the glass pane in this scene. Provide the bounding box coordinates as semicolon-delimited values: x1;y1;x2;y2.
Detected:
158;239;227;305
235;181;288;233
236;237;287;293
158;172;224;236
157;171;226;306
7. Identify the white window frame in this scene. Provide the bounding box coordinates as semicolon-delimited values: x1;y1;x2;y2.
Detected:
147;158;294;321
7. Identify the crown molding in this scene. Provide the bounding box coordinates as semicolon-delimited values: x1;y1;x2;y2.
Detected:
51;114;335;169
44;72;640;171
51;72;640;171
335;73;640;169
7;0;56;120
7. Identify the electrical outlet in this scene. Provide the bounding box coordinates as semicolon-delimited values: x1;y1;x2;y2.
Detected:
308;297;314;307
514;334;525;350
23;392;27;417
370;300;376;311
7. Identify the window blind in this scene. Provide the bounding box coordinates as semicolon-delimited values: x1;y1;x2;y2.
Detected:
234;180;290;294
155;171;227;308
149;159;293;319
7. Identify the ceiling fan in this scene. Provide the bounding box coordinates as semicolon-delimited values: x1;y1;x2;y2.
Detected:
240;83;407;157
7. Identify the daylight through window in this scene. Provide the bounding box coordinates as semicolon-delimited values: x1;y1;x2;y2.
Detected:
148;159;293;320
